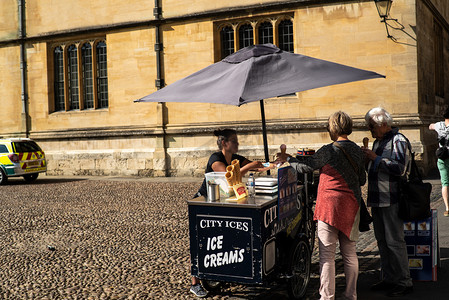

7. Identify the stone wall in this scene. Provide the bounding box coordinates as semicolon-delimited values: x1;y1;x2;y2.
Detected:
417;0;449;169
1;0;447;177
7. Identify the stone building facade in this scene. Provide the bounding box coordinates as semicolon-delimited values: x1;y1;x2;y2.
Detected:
0;0;448;177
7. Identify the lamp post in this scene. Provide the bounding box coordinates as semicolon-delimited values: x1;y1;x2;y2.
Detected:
374;0;394;38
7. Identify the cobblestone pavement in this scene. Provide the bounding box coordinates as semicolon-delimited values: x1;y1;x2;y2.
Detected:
0;176;444;299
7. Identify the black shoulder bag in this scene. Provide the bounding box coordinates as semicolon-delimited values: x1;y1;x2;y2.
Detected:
397;135;432;220
436;136;449;160
333;142;372;232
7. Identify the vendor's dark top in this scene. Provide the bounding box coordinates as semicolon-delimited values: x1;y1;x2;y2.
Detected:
196;151;247;197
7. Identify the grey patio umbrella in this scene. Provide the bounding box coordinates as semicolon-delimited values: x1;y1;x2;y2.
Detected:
135;43;385;163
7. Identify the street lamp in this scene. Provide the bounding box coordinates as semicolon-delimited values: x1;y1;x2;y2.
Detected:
374;0;396;39
374;0;392;19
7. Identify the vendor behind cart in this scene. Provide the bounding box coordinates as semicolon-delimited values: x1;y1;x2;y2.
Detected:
193;128;270;198
190;128;273;297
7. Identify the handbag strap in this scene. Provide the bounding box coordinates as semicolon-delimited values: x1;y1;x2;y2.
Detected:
408;152;423;182
396;133;423;182
333;142;359;174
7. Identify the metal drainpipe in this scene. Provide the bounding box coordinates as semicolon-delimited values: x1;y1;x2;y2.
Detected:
154;0;168;176
154;0;164;90
19;0;29;137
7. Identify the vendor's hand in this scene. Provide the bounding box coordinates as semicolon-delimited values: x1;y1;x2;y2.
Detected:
251;162;276;173
257;163;277;172
266;162;277;169
429;123;435;130
254;161;264;169
361;147;378;161
246;161;264;171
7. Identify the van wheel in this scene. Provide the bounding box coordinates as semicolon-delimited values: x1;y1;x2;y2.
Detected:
23;173;39;183
0;169;8;185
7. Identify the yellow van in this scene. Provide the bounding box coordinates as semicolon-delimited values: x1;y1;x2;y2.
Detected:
0;138;47;184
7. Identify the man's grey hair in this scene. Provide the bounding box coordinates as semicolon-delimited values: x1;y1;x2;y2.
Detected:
365;107;393;126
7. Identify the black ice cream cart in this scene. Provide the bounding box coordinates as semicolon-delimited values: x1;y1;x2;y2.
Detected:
187;166;316;299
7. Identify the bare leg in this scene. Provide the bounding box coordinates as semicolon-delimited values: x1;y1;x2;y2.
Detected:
442;186;449;211
190;276;208;297
192;276;200;285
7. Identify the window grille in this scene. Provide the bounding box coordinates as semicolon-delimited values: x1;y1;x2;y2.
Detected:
51;39;108;112
221;26;235;59
278;19;294;52
258;22;273;44
217;15;294;61
82;43;94;109
67;44;79;110
96;41;109;109
239;24;254;49
54;46;65;111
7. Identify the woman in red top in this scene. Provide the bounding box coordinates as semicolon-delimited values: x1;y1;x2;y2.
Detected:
277;111;366;300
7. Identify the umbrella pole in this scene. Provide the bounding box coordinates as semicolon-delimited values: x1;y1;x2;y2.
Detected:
259;100;270;175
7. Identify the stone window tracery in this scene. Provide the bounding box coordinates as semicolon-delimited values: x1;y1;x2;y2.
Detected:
50;38;108;112
217;15;294;59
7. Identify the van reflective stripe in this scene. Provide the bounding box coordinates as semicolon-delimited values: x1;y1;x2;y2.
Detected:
18;152;40;161
21;160;44;169
18;151;44;169
24;167;46;173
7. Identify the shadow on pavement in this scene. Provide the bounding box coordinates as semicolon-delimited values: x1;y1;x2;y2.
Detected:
4;177;87;186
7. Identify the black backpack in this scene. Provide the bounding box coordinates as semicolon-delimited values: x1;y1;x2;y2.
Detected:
436;136;449;160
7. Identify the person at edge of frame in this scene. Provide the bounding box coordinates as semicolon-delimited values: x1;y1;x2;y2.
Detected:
361;107;413;297
429;106;449;217
190;128;274;297
276;111;366;300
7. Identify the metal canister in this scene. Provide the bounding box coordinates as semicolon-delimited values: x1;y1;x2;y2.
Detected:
207;182;220;202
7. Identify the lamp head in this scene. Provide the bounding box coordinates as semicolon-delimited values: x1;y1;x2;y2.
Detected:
374;0;393;19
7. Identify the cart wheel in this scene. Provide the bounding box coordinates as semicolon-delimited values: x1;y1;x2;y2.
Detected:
287;237;311;300
201;280;222;291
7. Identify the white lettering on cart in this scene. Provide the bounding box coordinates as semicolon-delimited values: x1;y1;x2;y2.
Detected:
199;219;223;228
200;219;249;232
203;249;245;268
264;205;278;228
206;235;223;251
225;220;249;231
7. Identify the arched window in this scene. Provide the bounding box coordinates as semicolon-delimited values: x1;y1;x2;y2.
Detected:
54;46;65;111
221;26;234;59
96;41;108;109
67;44;79;110
239;24;253;49
51;39;108;113
258;22;273;44
278;19;294;52
81;43;94;109
218;16;294;61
